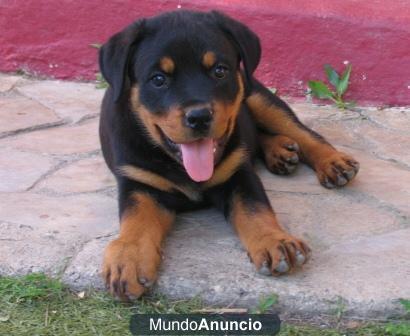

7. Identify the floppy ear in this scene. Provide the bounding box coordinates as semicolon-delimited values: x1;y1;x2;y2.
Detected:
99;19;145;102
211;11;261;95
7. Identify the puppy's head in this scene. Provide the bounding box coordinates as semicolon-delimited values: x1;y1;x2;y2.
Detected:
99;10;260;182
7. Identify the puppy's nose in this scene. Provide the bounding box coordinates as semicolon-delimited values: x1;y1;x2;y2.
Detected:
184;108;213;131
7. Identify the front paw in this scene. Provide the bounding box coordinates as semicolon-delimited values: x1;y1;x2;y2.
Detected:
102;239;160;301
264;136;300;175
248;231;311;276
315;151;360;188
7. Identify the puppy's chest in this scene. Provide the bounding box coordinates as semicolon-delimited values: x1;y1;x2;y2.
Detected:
118;145;248;201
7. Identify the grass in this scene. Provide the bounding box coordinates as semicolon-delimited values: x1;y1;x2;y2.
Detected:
0;273;409;335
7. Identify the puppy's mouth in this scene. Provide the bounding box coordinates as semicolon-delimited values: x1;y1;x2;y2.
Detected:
157;127;228;182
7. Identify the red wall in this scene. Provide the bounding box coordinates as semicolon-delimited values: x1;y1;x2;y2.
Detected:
1;0;410;105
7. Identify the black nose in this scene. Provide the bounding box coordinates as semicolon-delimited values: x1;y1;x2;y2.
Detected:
184;108;212;131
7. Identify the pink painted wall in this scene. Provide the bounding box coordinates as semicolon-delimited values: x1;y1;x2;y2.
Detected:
1;0;409;105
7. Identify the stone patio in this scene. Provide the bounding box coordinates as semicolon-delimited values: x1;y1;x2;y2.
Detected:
0;73;409;319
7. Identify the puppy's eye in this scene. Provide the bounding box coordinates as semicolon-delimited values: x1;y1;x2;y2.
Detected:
150;74;167;88
213;65;229;79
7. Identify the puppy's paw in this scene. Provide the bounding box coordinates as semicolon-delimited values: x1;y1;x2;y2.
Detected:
249;231;311;276
263;135;300;175
315;151;360;188
102;239;160;301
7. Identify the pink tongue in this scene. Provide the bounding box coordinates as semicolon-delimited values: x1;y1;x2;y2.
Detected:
180;138;214;182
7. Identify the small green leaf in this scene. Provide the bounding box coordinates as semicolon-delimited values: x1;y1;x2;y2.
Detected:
95;72;109;89
256;294;278;313
324;64;340;88
337;64;352;96
308;81;334;99
90;43;102;49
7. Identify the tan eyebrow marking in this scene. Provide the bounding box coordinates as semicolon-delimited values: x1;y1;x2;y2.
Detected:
159;57;175;74
202;51;216;69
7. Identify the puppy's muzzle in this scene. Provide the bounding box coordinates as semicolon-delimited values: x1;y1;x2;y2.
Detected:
184;108;213;132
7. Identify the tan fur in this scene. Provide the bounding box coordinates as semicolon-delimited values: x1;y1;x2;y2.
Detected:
118;165;200;201
102;193;175;299
230;194;309;273
212;73;244;139
203;147;247;189
202;51;216;68
130;86;188;144
247;93;336;165
118;193;174;241
160;57;175;74
231;194;282;250
247;93;359;185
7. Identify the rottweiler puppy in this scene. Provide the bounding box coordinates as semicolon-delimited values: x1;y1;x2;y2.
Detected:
99;10;359;300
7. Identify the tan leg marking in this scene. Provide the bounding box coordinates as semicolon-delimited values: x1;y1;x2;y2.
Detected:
102;193;174;300
231;195;310;275
247;93;359;187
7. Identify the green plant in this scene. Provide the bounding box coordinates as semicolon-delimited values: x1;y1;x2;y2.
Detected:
332;296;347;322
90;43;109;89
308;64;355;110
90;43;102;49
95;72;109;89
252;294;278;314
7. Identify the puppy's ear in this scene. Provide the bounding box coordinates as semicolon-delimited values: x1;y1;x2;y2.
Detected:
99;19;145;102
211;11;261;95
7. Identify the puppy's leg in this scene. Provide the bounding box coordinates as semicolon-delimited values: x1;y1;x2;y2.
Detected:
102;191;174;300
208;166;310;275
248;80;359;188
259;133;300;175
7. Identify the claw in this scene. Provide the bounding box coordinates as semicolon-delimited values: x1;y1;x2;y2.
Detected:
323;176;336;189
295;250;306;266
258;260;272;276
286;154;299;164
286;143;300;152
138;277;154;288
343;169;355;180
274;257;290;273
336;175;348;186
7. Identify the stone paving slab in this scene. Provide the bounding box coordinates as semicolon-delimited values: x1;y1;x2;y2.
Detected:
0;192;117;275
0;74;23;93
0;148;56;192
16;80;104;123
0;93;62;137
2;118;100;156
0;74;409;319
35;155;115;194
